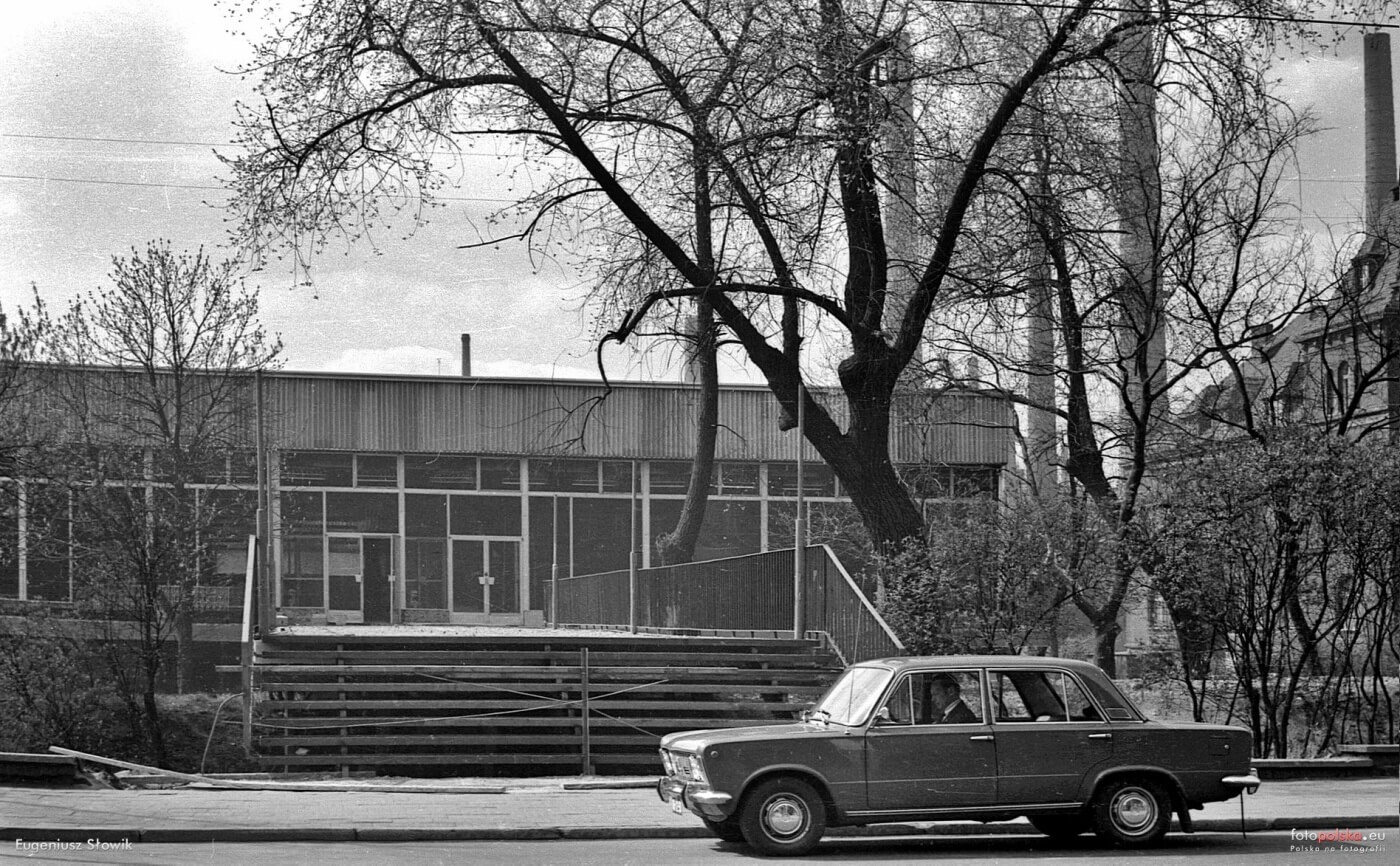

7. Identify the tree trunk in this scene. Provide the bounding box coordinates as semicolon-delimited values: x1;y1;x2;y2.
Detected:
1093;617;1122;676
655;299;719;565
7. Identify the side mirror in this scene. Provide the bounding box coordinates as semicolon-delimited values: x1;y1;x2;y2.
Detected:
872;706;893;725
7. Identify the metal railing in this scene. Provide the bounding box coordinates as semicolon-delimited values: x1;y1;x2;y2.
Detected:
556;545;904;663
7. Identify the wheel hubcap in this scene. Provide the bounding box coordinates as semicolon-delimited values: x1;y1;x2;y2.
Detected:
1112;788;1157;834
763;796;806;838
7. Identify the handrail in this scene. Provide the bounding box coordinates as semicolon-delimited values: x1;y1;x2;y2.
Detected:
240;533;257;757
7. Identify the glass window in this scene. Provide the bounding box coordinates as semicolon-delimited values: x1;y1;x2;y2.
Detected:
768;501;797;550
281;452;353;487
992;670;1102;722
0;481;16;599
766;462;835;497
479;458;521;491
280;535;323;608
25;485;71;602
404;538;446;609
529;458;599;492
356;454;398;487
325;492;398;534
695;500;761;561
529;496;571;591
649;499;683;562
813;665;893;726
600;461;636;493
405;494;447;537
450;494;521;536
900;464;950;498
880;671;983;725
228;451;257;484
201;489;257;540
951;466;999;499
279;491;323;534
649;461;691;495
1080;671;1143;721
206;542;249;590
404;454;476;490
718;463;759;495
573;499;633;575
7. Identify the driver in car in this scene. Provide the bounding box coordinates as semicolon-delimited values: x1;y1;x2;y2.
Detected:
930;674;977;723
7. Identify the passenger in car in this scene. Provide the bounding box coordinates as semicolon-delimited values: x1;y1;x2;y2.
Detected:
930;674;978;723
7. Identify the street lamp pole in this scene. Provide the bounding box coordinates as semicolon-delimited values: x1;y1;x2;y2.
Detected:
793;377;806;641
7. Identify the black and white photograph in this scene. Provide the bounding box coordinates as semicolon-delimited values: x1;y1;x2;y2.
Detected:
0;1;1395;862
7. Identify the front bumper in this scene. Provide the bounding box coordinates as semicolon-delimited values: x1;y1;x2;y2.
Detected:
657;776;735;820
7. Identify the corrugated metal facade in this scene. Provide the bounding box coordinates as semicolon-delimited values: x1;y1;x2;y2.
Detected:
266;372;1012;465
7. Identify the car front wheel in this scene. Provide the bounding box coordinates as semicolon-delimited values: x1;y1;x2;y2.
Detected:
739;777;826;856
1091;777;1171;846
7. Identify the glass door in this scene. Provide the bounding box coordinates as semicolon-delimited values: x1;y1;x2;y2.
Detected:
451;538;521;619
327;536;363;623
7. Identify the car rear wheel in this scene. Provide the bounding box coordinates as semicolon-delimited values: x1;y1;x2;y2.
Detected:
703;817;745;843
739;777;826;856
1029;813;1091;840
1091;777;1171;846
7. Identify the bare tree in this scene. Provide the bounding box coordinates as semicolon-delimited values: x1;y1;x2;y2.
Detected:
27;242;280;761
917;16;1330;670
226;0;1329;553
1151;432;1400;756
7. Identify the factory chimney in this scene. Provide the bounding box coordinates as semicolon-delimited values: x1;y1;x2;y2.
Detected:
1364;32;1397;236
461;333;472;377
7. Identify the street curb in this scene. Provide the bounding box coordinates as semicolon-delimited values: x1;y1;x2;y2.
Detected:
3;815;1394;845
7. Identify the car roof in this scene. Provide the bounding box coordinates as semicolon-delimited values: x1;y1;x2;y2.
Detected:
857;655;1107;675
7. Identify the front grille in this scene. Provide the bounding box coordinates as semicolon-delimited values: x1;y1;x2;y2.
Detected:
663;749;699;781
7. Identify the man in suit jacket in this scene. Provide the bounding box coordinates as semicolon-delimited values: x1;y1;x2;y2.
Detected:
931;674;978;724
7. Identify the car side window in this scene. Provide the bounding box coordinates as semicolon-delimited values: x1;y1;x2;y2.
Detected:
881;677;914;725
993;670;1103;722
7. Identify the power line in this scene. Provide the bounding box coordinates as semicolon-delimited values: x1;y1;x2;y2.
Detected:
2;132;240;149
0;173;516;204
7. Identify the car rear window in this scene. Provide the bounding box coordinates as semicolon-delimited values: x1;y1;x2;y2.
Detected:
1079;671;1143;721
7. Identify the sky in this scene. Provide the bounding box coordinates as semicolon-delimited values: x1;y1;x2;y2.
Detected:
0;0;1388;381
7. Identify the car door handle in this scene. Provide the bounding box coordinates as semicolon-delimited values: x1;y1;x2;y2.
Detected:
969;735;995;741
1088;733;1112;739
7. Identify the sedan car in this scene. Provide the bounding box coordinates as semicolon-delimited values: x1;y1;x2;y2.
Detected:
657;655;1259;856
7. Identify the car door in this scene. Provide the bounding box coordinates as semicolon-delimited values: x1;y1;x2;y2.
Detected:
864;669;997;811
990;668;1113;805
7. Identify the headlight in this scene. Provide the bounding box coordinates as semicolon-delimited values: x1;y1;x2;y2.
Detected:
687;754;707;785
660;750;675;775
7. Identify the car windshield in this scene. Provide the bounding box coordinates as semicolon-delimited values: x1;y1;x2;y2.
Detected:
811;665;892;726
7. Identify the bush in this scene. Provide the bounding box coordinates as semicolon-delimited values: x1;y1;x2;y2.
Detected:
0;616;139;757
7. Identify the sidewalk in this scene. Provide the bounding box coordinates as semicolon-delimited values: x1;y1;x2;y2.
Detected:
0;777;1394;844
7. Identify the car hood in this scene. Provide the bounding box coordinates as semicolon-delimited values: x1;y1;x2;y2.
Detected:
660;722;847;753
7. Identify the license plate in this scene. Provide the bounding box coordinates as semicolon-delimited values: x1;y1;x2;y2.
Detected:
669;795;684;815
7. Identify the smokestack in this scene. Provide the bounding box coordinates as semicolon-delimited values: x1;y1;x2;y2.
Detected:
460;333;472;377
1364;32;1396;235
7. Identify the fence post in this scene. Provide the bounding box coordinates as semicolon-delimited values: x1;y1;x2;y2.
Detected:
580;647;593;775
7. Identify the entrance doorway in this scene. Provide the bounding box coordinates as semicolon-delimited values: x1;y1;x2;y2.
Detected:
451;538;521;620
326;534;396;624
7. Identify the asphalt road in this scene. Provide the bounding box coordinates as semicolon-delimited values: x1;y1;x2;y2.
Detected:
2;829;1390;865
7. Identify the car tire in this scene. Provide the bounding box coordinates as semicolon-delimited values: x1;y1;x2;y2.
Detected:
1091;777;1171;846
739;777;826;856
703;817;745;843
1029;813;1091;840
